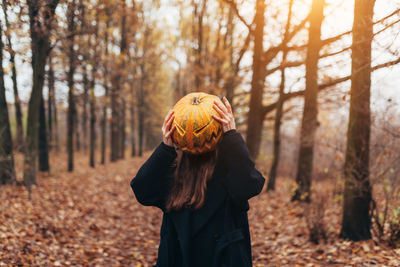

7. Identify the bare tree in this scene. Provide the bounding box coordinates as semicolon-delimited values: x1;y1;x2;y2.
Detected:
340;0;376;241
24;0;60;188
0;18;16;184
66;0;77;172
267;0;294;191
1;0;24;152
292;0;325;202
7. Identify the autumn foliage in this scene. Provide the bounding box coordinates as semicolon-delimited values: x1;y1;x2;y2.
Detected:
0;153;399;266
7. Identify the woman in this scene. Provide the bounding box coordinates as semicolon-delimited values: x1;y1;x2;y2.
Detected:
130;97;265;267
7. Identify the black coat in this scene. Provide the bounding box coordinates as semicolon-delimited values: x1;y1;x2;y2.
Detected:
130;130;265;267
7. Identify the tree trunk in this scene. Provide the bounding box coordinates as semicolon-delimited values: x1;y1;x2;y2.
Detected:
130;83;136;157
1;0;24;153
101;13;111;165
246;0;266;160
340;0;375;241
267;0;294;191
89;6;99;168
111;0;128;161
24;0;59;188
67;0;76;172
0;21;15;185
47;55;59;152
120;99;126;159
82;65;89;152
110;82;120;161
138;99;144;157
67;86;75;172
101;86;108;165
119;0;127;160
38;96;49;172
267;83;284;191
89;86;96;168
224;7;235;105
138;64;145;157
75;104;81;152
291;0;325;202
47;58;53;151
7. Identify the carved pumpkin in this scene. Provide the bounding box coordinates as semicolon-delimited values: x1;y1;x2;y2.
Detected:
172;92;223;154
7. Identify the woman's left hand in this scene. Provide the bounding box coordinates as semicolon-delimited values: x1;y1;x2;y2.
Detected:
212;97;236;133
162;110;176;147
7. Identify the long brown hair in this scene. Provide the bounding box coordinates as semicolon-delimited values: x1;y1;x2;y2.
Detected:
165;149;217;212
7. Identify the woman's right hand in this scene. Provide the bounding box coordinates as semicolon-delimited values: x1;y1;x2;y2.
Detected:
162;110;176;147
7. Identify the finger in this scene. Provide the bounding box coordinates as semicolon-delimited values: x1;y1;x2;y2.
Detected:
223;97;233;115
214;99;228;114
165;125;176;138
165;109;173;121
163;110;174;127
213;103;228;119
166;115;175;130
212;114;228;124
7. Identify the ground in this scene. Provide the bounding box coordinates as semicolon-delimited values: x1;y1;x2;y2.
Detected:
0;152;399;266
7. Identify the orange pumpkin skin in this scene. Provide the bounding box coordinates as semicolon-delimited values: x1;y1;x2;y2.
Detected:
172;92;223;154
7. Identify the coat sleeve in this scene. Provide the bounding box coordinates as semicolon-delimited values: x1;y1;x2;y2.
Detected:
217;129;265;202
130;142;177;210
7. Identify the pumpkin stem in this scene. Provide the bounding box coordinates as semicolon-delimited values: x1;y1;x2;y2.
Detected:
191;96;201;105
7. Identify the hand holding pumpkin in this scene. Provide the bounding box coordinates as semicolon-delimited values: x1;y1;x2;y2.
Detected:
212;97;236;133
162;110;176;147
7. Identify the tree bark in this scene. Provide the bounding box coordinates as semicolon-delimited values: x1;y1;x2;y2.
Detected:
138;63;145;157
47;54;59;152
0;20;15;185
110;77;120;162
267;0;294;191
119;0;128;160
75;104;81;152
292;0;325;202
38;96;49;172
246;0;266;160
101;12;111;165
224;6;235;104
88;7;99;168
82;65;89;152
47;58;53;151
340;0;375;241
110;0;128;162
120;99;126;159
67;0;76;172
130;83;136;157
89;85;96;168
1;0;24;152
24;0;59;188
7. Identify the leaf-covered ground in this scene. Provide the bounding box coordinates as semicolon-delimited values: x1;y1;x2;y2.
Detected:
1;152;399;266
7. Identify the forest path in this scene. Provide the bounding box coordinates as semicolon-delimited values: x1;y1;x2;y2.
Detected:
1;152;399;266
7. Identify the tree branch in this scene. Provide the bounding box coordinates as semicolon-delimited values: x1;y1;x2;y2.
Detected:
287;8;400;52
262;13;310;64
234;32;251;73
222;0;252;31
264;17;400;76
261;57;400;116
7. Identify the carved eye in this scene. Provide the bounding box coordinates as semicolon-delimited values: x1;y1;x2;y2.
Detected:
194;120;212;136
174;121;186;136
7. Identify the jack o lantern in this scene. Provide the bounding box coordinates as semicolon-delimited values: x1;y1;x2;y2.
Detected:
172;92;223;154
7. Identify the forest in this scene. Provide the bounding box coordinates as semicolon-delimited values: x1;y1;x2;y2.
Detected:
0;0;400;265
